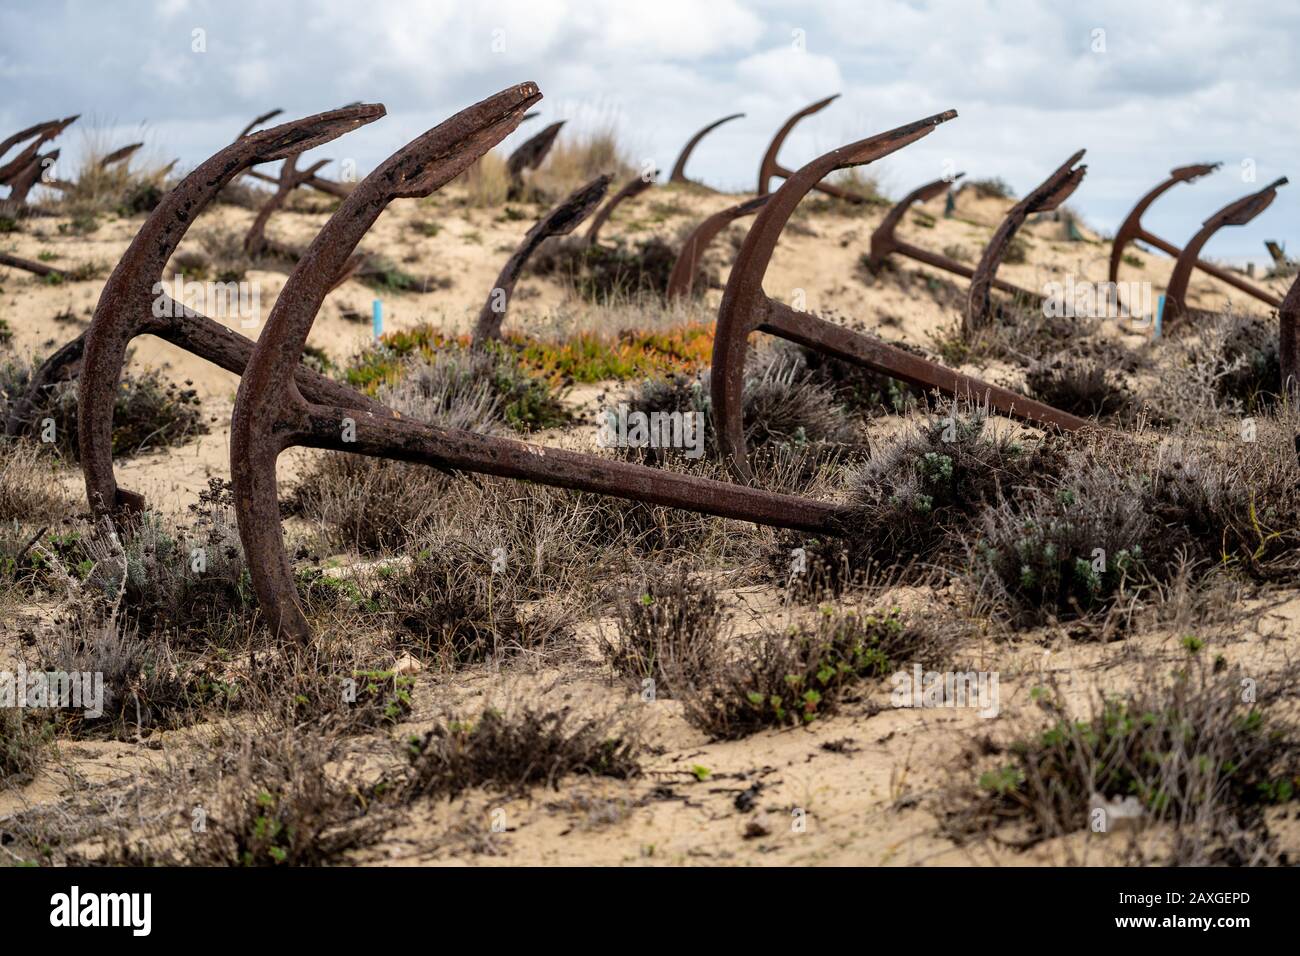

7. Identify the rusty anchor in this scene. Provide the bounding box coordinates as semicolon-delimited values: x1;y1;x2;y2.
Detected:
585;171;656;246
665;194;770;300
229;84;862;644
0;115;77;192
3;147;61;208
1108;164;1283;314
1109;165;1216;280
237;109;352;199
0;140;46;189
964;151;1087;337
757;95;875;203
714;118;1091;481
60;106;395;519
1162;178;1288;325
98;142;143;170
0;250;68;280
865;173;1033;300
473;173;611;344
506;120;564;199
1282;272;1300;394
243;151;335;258
669;113;744;186
240;125;390;289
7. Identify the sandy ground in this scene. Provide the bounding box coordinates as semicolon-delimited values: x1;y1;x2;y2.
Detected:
1;171;1295;866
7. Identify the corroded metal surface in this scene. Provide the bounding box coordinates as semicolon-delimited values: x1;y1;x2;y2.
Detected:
0;115;77;186
965;151;1086;336
74;105;388;519
1108;164;1217;282
0;250;66;279
230;85;856;644
244;152;332;256
238;108;351;198
865;174;1033;298
506;120;563;197
757;95;875;203
1282;272;1300;394
98;142;143;169
714;115;1089;480
1162;178;1288;325
1109;164;1281;310
665;194;770;300
585;171;656;245
669;113;743;186
473;174;611;344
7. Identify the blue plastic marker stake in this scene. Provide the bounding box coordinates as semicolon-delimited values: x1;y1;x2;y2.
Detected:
372;299;383;340
1153;294;1164;339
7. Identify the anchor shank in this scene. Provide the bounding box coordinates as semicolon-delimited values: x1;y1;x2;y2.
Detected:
300;405;848;535
759;299;1090;433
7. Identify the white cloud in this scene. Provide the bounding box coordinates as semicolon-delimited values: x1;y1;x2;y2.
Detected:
734;47;843;103
2;0;1297;257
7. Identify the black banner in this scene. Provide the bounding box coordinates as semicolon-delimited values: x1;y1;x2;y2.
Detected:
0;865;1285;942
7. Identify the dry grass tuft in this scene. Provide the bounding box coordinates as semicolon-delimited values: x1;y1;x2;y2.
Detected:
529;124;632;200
945;657;1300;865
457;151;511;207
600;568;726;697
676;606;943;740
405;701;642;799
50;126;174;217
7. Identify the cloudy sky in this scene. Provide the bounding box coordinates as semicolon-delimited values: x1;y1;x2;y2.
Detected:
3;0;1298;261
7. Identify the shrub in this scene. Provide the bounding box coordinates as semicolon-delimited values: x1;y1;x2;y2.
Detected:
950;660;1300;865
532;236;678;301
0;710;53;788
971;463;1150;622
600;569;725;697
373;533;567;666
75;479;256;639
250;647;415;736
177;725;390;866
966;426;1300;622
741;349;862;450
1143;432;1300;576
525;125;633;200
678;607;933;739
1025;354;1133;419
1146;311;1282;422
1;356;205;460
294;346;565;552
358;257;438;293
1213;313;1282;409
1003;236;1029;265
52;131;173;218
345;339;569;433
774;338;922;415
379;350;507;433
0;439;74;523
842;404;1065;566
967;177;1015;200
622;346;861;467
291;451;448;555
36;604;201;737
405;703;641;799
